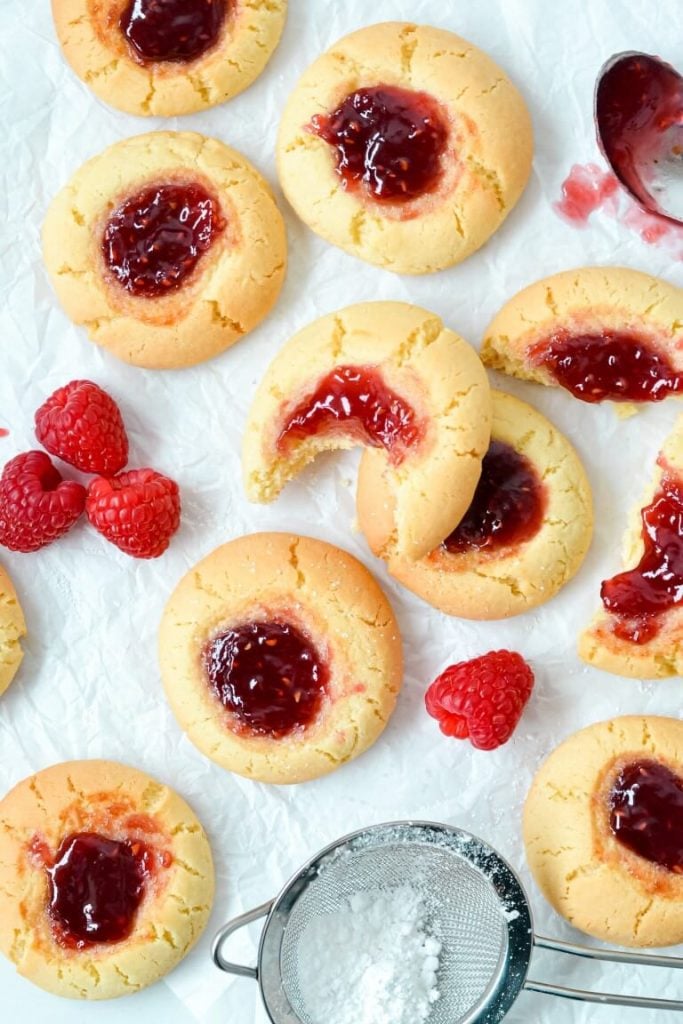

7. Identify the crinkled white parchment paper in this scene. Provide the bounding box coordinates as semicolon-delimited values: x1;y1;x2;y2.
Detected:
2;1;683;1022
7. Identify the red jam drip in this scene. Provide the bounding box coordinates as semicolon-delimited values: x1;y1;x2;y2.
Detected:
530;330;683;403
102;183;224;298
310;85;449;203
46;832;150;948
120;0;227;64
442;440;545;555
277;366;421;464
601;471;683;644
610;760;683;870
554;164;619;224
204;621;328;738
596;53;683;219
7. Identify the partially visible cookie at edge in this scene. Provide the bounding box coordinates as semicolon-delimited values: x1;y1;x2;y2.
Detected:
579;413;683;678
524;716;683;947
482;266;683;408
52;0;288;116
0;759;214;999
0;563;26;697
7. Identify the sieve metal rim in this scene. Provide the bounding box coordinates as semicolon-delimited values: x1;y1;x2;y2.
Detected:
212;819;534;1024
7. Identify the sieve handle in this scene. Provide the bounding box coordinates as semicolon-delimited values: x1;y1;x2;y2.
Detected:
528;935;683;1010
212;900;273;980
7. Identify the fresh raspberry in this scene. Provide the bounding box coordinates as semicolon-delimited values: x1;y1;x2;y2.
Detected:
86;468;180;559
0;451;86;552
35;380;128;475
425;650;534;751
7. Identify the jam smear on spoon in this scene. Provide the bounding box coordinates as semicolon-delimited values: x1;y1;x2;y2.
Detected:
443;440;546;555
120;0;228;64
102;183;225;299
311;85;449;203
530;330;683;403
204;621;328;737
601;470;683;643
46;832;151;948
277;366;422;464
610;759;683;870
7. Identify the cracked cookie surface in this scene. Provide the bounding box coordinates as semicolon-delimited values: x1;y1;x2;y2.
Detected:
42;131;286;369
0;759;214;999
524;716;683;947
242;301;492;562
277;21;533;274
579;414;683;678
358;390;593;619
158;533;403;784
51;0;287;116
0;563;26;698
482;266;683;409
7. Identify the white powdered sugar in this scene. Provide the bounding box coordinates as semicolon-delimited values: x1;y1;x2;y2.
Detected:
296;885;442;1024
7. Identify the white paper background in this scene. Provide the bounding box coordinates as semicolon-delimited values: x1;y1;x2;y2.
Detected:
2;0;683;1021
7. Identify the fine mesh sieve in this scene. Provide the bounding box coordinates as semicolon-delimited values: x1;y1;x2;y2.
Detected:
212;821;683;1023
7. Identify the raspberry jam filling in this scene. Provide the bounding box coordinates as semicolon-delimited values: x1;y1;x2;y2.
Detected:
530;330;683;403
120;0;228;64
204;621;329;738
102;183;225;299
46;832;151;948
610;759;683;870
277;366;422;464
442;440;546;555
601;470;683;644
310;85;449;203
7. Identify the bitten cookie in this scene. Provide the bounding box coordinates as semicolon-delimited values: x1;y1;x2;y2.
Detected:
242;302;491;562
482;267;683;406
0;760;214;999
357;391;593;619
277;21;533;274
52;0;287;116
0;563;26;697
579;414;683;678
524;716;683;947
43;131;286;370
159;533;403;785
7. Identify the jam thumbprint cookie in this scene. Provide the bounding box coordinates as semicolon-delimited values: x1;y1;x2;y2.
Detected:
0;563;26;697
0;760;213;998
524;716;683;947
42;131;286;370
277;22;533;274
482;267;683;408
357;391;593;619
242;302;491;562
579;415;683;678
52;0;287;116
159;533;403;784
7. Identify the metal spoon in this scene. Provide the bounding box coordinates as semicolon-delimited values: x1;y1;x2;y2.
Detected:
595;51;683;224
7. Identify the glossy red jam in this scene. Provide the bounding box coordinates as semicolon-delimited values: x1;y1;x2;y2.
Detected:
204;621;328;737
596;53;683;219
46;832;150;948
530;330;683;403
601;471;683;644
277;366;421;463
102;183;224;298
610;759;683;870
310;85;449;202
443;440;545;555
120;0;227;64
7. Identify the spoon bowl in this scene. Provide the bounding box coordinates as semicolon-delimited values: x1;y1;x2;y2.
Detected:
595;51;683;224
